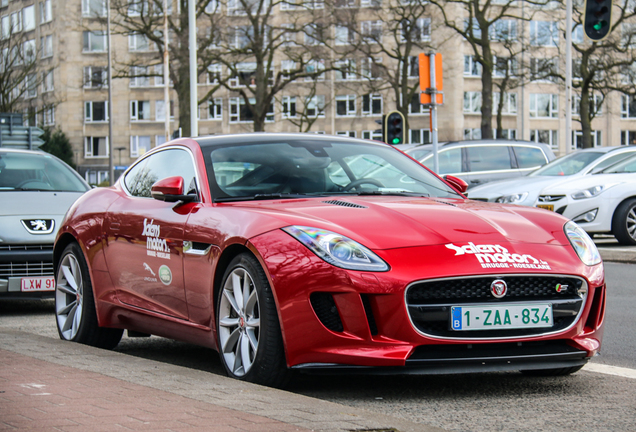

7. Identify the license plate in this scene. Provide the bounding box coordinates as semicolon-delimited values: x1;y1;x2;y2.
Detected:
451;304;553;331
21;276;56;292
536;204;554;211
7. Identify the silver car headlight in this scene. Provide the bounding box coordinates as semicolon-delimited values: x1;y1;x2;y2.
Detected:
282;226;389;271
564;221;601;266
496;192;528;204
571;185;604;200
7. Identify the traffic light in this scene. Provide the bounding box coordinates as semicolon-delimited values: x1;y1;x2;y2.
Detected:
374;115;386;143
384;111;405;145
583;0;612;41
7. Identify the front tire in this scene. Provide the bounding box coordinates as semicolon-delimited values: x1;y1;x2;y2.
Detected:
216;253;290;387
55;243;123;349
612;198;636;245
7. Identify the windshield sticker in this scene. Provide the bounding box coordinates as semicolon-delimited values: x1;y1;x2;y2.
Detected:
143;263;157;282
143;218;170;259
445;242;551;270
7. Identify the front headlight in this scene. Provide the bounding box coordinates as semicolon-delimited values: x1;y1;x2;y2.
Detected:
282;226;389;271
496;192;528;204
564;221;601;266
571;185;604;200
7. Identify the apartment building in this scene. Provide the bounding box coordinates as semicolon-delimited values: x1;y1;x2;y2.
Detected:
4;0;636;184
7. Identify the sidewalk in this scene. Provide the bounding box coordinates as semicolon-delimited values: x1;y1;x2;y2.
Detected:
593;235;636;264
0;329;445;432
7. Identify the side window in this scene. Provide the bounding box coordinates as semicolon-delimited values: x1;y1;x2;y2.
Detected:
125;149;197;198
466;146;512;172
421;147;462;174
592;152;636;172
513;146;548;169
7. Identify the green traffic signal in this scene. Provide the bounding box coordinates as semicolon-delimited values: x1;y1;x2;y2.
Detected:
583;0;612;41
593;20;607;31
392;137;401;144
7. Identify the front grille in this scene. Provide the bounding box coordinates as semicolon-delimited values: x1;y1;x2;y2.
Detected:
0;244;54;278
406;275;586;339
310;292;344;332
538;195;565;203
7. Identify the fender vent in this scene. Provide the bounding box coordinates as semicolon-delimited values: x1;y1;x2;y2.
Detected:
310;292;344;332
322;200;367;208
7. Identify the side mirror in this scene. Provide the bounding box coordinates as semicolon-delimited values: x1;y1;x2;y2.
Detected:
151;176;197;203
444;175;468;194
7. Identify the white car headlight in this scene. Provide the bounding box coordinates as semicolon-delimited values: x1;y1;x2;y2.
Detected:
282;226;389;271
564;221;601;266
496;192;528;204
571;185;604;200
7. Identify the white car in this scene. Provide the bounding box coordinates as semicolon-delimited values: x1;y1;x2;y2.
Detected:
535;154;636;245
468;146;636;205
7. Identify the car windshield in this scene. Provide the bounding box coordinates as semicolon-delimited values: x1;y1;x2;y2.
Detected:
0;151;88;192
529;151;604;177
205;139;460;201
600;154;636;174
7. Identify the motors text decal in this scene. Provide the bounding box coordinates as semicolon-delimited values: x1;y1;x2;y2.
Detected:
445;242;551;270
143;218;170;259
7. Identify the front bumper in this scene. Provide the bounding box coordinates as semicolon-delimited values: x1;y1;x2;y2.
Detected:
0;244;55;299
250;230;606;372
535;195;613;234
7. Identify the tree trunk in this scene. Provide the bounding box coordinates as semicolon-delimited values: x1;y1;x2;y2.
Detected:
480;39;494;139
580;89;593;149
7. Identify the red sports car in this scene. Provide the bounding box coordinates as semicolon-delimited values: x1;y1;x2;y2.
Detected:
53;134;605;387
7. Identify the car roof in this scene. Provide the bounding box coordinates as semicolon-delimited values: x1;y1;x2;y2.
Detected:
0;148;48;155
194;133;391;148
404;139;551;152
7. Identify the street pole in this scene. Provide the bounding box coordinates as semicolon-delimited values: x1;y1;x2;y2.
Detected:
188;0;198;137
566;0;573;154
107;0;114;185
163;0;170;143
430;52;439;174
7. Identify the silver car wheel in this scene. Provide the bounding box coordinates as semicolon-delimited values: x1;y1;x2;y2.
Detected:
218;267;260;377
55;252;84;340
627;206;636;241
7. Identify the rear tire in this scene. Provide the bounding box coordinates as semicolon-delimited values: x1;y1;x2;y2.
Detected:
520;365;584;377
216;253;290;388
55;243;123;349
612;198;636;245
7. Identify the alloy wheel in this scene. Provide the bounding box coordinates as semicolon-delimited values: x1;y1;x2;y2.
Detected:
55;252;84;340
218;267;260;377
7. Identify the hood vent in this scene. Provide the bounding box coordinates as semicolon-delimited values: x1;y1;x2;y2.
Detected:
322;200;367;209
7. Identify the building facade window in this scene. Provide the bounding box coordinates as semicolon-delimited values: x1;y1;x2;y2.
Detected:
362;93;382;115
495;129;517;140
130;135;151;158
130;66;150;87
572;94;602;117
40;0;52;23
155;100;173;121
361;20;382;43
229;97;273;122
305;95;325;117
621;94;636;118
530;20;559;47
82;0;107;17
83;31;107;52
336;131;356;137
410;128;431;144
529;93;559;118
282;96;296;118
22;6;35;32
42;105;54;126
530;129;558;149
334;59;356;81
361;57;382;79
464;128;481;140
335;94;356;117
129;33;154;51
305;59;325;81
208;97;222;120
130;100;151;121
464;55;481;77
84;66;107;88
408;93;426;114
26;73;37;98
463;91;482;114
400;17;431;42
493;92;517;115
207;63;221;84
573;130;601;149
621;130;636;145
85;101;108;122
84;136;109;158
40;34;52;58
335;25;355;45
363;129;383;140
490;19;517;41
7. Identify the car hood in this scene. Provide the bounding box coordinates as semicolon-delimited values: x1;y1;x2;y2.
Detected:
241;196;569;250
468;176;573;200
540;172;636;194
0;191;84;216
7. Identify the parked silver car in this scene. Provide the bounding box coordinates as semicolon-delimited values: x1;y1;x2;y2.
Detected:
0;149;89;299
403;140;556;189
468;146;636;208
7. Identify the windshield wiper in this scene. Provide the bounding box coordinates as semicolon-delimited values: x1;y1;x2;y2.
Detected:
334;190;431;197
214;193;320;203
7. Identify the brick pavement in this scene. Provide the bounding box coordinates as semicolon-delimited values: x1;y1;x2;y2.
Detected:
0;330;445;432
0;350;309;431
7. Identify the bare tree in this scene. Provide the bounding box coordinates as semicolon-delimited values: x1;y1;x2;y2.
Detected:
427;0;546;139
